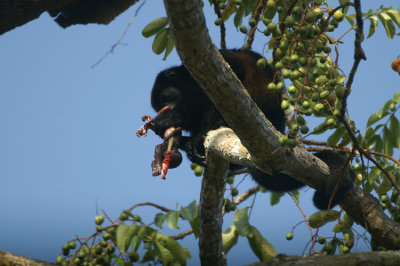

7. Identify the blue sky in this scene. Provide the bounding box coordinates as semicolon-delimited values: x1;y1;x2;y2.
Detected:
1;1;399;265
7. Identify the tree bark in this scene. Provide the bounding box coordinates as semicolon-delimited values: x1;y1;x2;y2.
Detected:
251;250;400;266
198;150;229;266
0;0;137;35
0;250;56;266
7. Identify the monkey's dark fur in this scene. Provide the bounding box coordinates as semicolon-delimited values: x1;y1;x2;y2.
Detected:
150;49;353;210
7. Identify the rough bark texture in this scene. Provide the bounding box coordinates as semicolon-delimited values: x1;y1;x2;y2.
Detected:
198;151;229;266
0;0;137;35
250;251;400;266
0;250;56;266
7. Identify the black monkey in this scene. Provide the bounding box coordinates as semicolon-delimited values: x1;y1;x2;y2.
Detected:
149;49;353;210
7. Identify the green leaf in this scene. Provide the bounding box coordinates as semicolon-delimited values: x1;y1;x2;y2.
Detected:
142;17;168;38
116;224;140;253
247;225;277;261
309;210;341;228
386;9;400;28
152;28;169;55
368;167;381;185
343;229;354;248
154;213;165;229
155;232;190;265
389;115;400;148
367;108;388;127
181;200;198;222
394;91;400;100
345;15;354;27
263;2;277;20
163;30;174;60
222;225;239;254
141;249;156;263
234;207;251;236
375;136;383;153
165;211;180;230
233;7;244;28
222;0;237;21
292;190;300;202
132;226;156;252
367;16;378;38
154;240;174;265
115;257;125;266
377;174;393;195
332;222;345;233
190;215;200;238
270;192;284;206
339;0;350;14
327;126;345;147
377;12;396;39
343;213;354;227
383;126;394;156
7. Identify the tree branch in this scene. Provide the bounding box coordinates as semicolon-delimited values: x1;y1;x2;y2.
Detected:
198;149;229;266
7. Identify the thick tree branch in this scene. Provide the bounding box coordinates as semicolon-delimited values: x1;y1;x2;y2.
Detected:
199;150;229;266
0;0;138;35
251;250;400;266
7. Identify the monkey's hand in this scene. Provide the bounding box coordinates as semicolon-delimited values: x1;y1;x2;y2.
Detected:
136;115;155;137
137;106;172;137
181;135;207;167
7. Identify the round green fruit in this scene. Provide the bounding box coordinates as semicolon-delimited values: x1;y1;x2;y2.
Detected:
314;103;325;114
194;165;203;176
128;251;140;262
285;16;295;28
381;195;389;203
68;241;76;249
239;25;248;34
95;215;105;225
266;0;276;9
333;10;344;22
286;232;293;240
267;22;277;32
282;69;290;79
276;82;285;91
231;188;239;196
300;125;309;134
281;100;289;110
257;58;267;69
214;18;223;26
56;256;63;265
305;11;317;23
286;138;297;148
288;85;297;94
248;18;256;27
268;82;277;91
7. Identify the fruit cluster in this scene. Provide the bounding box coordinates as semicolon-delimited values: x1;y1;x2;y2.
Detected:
228;0;349;140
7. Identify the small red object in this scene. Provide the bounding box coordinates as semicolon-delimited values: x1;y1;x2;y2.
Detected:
161;150;173;180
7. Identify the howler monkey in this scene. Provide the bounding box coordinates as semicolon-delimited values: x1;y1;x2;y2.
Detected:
148;49;353;210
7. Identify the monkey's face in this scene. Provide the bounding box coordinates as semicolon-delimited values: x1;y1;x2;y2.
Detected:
151;84;185;137
157;86;182;110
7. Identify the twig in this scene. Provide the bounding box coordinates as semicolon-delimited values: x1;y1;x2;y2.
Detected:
212;0;226;49
91;0;147;68
288;192;315;254
232;186;260;205
245;0;265;50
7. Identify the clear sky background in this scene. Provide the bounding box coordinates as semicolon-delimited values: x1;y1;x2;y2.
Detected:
1;1;399;265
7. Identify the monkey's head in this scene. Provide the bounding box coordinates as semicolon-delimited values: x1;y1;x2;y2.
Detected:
150;67;187;137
